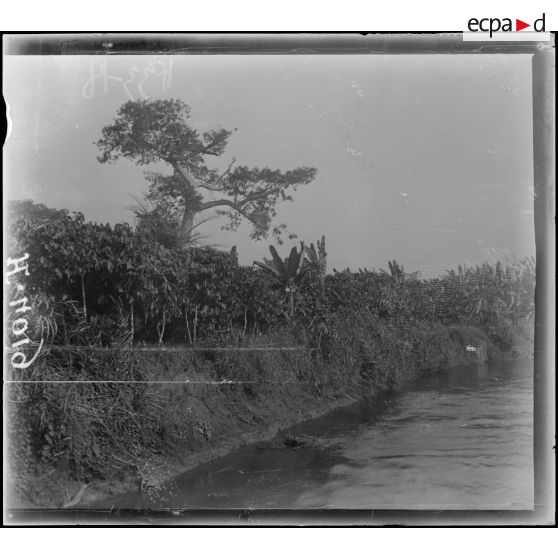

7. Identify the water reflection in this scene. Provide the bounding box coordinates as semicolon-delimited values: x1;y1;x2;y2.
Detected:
106;360;533;510
296;360;533;510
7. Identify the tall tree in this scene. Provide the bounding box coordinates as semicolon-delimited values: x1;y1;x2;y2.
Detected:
97;99;317;248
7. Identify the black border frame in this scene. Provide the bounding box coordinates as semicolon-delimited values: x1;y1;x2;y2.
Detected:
2;31;555;527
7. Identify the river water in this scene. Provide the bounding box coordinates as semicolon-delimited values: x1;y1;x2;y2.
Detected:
109;360;534;510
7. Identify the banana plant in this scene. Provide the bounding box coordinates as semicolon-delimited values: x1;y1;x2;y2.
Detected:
304;235;327;298
380;259;405;281
254;243;306;317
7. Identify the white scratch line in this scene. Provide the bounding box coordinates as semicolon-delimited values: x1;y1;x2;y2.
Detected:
390;229;479;234
5;380;298;385
17;346;307;353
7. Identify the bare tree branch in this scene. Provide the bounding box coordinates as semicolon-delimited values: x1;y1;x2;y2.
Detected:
238;186;285;205
198;199;260;228
196;159;237;192
199;199;236;211
169;161;204;191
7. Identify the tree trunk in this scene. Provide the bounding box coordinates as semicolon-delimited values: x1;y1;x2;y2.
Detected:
157;311;166;345
288;290;294;318
130;299;134;345
80;274;87;319
193;305;198;347
179;210;196;249
185;304;193;346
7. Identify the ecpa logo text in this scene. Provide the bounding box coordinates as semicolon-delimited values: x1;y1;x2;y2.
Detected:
467;13;545;37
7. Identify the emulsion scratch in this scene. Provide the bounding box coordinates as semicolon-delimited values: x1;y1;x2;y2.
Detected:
307;104;356;139
350;80;365;98
390;228;480;234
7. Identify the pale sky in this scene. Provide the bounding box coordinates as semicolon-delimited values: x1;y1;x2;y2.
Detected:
3;53;535;275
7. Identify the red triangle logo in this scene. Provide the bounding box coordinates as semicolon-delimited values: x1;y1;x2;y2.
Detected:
516;19;530;31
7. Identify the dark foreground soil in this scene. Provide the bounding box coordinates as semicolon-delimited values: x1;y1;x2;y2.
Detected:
9;385;362;509
6;323;532;510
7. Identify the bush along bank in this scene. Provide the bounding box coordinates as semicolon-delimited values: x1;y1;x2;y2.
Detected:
5;203;535;507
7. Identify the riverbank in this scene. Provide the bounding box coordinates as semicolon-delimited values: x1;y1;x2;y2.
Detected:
6;319;533;509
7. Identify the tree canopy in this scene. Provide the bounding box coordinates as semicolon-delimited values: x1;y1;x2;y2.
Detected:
97;99;318;248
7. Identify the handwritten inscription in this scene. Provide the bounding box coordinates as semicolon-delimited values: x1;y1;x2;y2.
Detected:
82;59;173;101
6;253;44;370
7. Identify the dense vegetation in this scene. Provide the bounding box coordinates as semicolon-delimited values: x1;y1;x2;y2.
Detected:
6;201;535;503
